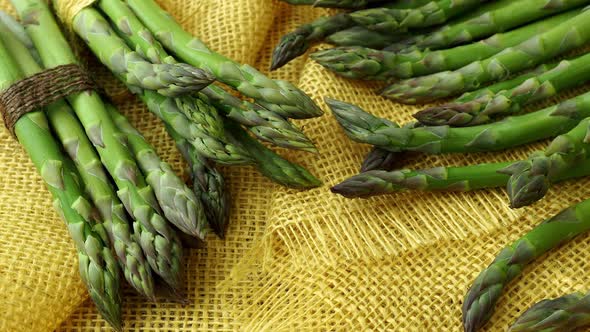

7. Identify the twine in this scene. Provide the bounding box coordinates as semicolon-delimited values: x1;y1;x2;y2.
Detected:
51;0;96;26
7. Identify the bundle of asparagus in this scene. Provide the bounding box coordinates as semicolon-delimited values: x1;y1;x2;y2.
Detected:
278;1;590;331
0;0;322;329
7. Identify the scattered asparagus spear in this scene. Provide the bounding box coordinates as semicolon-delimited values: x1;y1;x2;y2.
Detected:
14;0;185;292
0;36;122;331
360;147;401;172
332;157;590;198
126;0;323;120
270;0;432;70
463;198;590;332
326;26;406;48
504;115;590;208
509;291;590;332
414;63;560;126
99;0;316;152
0;17;156;300
382;8;590;104
108;105;208;241
327;94;590;154
166;126;229;238
312;10;576;80
349;0;489;33
390;0;590;52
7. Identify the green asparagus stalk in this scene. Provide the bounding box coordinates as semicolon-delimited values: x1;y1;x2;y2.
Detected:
327;94;590;154
270;0;432;70
509;291;590;332
394;0;590;52
14;0;184;291
166;126;230;238
0;10;41;63
504;115;590;208
126;0;323;120
312;10;577;80
360;147;401;172
0;37;122;330
0;17;156;300
416;53;590;127
99;0;315;152
279;0;386;8
227;122;322;189
107;105;208;241
382;8;590;104
332;156;590;197
350;0;488;33
415;62;560;126
326;26;406;48
463;198;590;332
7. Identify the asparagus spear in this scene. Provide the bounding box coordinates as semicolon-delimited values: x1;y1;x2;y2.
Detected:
416;53;590;127
73;9;216;97
382;8;590;104
166;126;229;238
0;37;122;331
360;147;401;172
350;0;488;33
98;0;315;152
107;105;208;241
227;122;322;189
504;115;590;208
270;0;432;70
392;0;590;52
0;17;156;300
126;0;323;120
327;94;590;154
463;198;590;332
312;10;576;80
509;291;590;332
13;0;184;291
332;157;590;197
326;26;406;48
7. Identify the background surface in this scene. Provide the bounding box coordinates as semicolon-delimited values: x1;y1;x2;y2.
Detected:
1;0;589;331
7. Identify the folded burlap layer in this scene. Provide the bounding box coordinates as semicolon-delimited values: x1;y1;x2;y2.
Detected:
1;0;589;331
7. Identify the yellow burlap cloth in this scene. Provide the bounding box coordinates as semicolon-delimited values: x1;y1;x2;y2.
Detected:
1;0;590;331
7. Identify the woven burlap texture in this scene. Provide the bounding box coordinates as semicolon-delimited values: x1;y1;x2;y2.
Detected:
1;0;590;331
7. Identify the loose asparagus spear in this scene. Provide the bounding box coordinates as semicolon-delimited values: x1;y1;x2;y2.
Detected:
126;0;323;120
166;126;230;238
279;0;386;8
504;115;590;208
227;122;322;189
390;0;590;52
382;8;590;104
108;105;208;241
416;53;590;127
463;198;590;332
326;26;406;48
327;94;590;154
0;37;122;331
0;17;156;300
312;10;577;80
360;147;401;172
270;0;432;70
98;0;315;152
509;291;590;332
14;0;184;291
350;0;489;33
332;157;590;198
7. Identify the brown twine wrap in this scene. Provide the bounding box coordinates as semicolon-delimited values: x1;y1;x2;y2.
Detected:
0;64;97;137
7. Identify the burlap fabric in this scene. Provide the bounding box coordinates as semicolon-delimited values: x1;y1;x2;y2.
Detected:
1;0;590;331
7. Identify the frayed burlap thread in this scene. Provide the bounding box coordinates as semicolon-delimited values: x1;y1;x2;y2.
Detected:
51;0;95;25
1;0;590;331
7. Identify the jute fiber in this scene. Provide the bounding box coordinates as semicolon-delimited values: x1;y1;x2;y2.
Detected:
1;0;590;331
